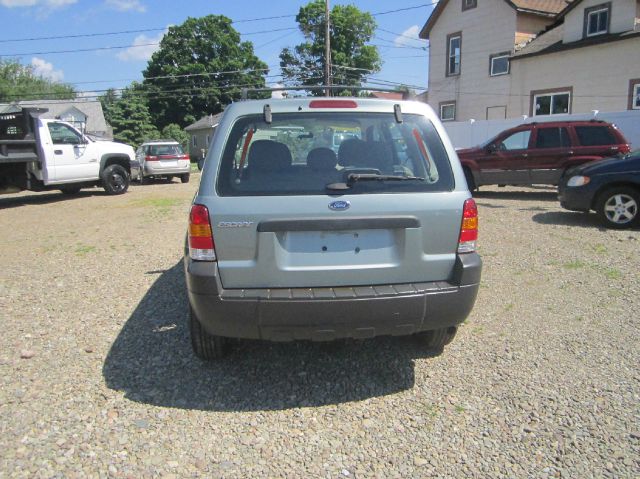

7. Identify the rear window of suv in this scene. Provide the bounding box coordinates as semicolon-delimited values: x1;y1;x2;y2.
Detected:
147;144;184;155
575;126;616;146
217;112;454;196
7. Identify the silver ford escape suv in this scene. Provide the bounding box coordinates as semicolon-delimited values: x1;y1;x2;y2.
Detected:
184;96;481;359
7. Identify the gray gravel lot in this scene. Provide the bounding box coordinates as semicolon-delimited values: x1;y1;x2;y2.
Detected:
1;177;638;478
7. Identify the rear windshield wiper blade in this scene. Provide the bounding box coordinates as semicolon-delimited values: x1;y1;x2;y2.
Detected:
325;173;424;190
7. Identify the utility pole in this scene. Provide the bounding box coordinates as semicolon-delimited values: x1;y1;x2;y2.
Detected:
324;0;331;96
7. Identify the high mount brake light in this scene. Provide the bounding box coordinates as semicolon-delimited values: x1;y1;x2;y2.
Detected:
458;198;478;254
309;100;358;109
189;204;216;261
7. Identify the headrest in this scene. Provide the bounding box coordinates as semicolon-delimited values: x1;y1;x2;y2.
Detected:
307;147;337;171
337;138;367;167
247;140;292;173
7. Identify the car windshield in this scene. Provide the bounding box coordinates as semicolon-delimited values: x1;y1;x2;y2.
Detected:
217;112;454;196
148;144;183;155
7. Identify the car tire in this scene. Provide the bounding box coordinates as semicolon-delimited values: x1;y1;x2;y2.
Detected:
101;164;129;195
415;326;457;351
181;173;190;184
189;306;228;360
60;186;81;195
463;168;476;192
595;186;639;229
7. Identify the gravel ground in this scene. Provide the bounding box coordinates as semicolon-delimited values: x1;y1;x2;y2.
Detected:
1;177;638;478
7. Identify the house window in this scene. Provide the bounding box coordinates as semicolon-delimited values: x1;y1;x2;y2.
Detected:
531;88;572;116
446;33;462;76
629;79;640;110
440;101;456;121
192;135;197;147
584;3;610;38
490;53;510;76
462;0;477;11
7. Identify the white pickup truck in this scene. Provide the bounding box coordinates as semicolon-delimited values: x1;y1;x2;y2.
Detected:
0;107;138;196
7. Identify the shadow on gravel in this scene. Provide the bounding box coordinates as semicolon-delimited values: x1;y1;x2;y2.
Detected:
0;190;105;209
103;261;435;412
532;211;606;229
473;188;557;202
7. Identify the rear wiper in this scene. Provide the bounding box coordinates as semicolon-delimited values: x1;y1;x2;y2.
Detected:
326;173;424;190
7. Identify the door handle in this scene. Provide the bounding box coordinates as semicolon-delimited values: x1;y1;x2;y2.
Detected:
54;149;63;155
89;159;97;163
522;153;528;158
568;151;574;155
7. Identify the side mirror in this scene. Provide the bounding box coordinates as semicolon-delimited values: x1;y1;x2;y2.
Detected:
486;144;497;154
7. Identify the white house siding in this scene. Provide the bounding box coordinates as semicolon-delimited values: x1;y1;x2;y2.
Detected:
563;0;638;43
427;0;518;121
508;36;640;115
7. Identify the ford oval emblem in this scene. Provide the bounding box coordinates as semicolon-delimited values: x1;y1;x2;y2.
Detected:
329;200;351;211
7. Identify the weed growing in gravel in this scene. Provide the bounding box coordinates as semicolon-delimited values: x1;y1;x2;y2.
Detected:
563;260;587;269
504;303;514;312
593;244;607;254
455;405;466;413
604;268;622;280
75;244;96;255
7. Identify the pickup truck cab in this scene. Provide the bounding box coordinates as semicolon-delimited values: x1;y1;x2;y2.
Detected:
0;108;137;196
457;120;630;190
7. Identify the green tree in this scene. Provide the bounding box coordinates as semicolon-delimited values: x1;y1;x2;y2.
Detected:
161;123;190;151
280;1;381;95
143;15;268;129
0;59;75;102
102;83;160;147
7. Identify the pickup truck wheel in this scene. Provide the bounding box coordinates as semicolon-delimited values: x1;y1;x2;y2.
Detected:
595;186;639;229
102;164;129;195
415;326;457;351
181;173;190;184
189;306;228;360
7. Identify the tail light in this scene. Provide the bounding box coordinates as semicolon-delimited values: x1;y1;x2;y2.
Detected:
180;154;190;160
189;204;216;261
145;155;158;161
458;198;478;253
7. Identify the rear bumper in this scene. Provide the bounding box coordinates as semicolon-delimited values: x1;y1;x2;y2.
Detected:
143;163;190;176
184;253;482;341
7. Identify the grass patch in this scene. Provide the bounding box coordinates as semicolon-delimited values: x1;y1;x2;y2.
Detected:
563;260;587;270
593;244;607;254
504;303;514;312
604;268;622;280
75;244;96;255
454;405;466;414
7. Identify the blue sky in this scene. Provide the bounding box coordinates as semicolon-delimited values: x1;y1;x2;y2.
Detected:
0;0;435;99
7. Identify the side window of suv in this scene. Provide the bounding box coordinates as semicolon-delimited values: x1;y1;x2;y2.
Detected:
499;129;531;151
535;127;571;149
575;126;615;146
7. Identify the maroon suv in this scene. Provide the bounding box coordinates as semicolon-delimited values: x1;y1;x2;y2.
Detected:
457;120;630;190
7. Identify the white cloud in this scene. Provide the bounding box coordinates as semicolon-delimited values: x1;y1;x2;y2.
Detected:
271;83;285;99
394;25;423;47
31;57;64;82
104;0;145;12
116;31;164;62
0;0;76;7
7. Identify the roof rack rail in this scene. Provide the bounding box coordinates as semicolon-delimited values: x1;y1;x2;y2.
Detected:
240;85;416;101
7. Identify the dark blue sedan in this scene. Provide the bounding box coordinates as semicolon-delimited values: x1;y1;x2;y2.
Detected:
558;150;640;229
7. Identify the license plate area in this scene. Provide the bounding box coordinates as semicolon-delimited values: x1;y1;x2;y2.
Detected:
275;230;400;268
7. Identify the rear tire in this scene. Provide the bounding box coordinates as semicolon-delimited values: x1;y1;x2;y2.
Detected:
595;186;639;229
189;306;228;360
181;173;190;184
102;164;129;195
415;326;457;351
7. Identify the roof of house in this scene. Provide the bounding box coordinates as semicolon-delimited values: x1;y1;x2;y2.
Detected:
513;24;640;60
184;112;224;132
419;0;571;39
0;99;109;133
369;91;404;100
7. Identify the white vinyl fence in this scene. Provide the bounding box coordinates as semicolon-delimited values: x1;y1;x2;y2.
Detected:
443;109;640;150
